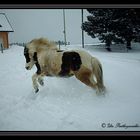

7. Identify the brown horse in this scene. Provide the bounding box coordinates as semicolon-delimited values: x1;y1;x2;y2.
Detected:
24;38;105;94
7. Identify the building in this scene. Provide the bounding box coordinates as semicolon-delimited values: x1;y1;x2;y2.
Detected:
0;13;14;49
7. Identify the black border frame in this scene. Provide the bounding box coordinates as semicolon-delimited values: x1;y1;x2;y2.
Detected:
1;4;140;9
0;131;140;136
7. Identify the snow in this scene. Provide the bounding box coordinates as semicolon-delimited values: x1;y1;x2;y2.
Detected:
0;43;140;131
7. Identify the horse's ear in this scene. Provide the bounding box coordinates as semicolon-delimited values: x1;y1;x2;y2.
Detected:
33;52;37;61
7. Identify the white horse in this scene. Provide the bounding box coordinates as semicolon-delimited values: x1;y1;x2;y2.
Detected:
24;38;105;94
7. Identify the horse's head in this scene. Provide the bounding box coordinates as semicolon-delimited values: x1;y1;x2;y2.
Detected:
24;37;58;70
24;44;37;70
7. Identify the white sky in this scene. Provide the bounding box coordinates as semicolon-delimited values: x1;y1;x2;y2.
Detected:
0;9;97;45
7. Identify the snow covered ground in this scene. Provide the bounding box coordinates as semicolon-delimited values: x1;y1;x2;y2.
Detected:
0;43;140;131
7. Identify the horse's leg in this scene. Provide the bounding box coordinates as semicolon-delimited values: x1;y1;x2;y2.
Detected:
32;62;45;92
96;83;106;94
37;73;45;86
32;72;46;93
74;67;98;92
87;73;105;95
32;73;39;93
90;74;101;94
91;57;106;94
38;76;44;86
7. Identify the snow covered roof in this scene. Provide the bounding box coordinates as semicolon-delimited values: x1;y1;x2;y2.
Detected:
0;13;14;32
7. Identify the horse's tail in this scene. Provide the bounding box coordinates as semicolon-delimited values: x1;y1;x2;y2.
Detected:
91;57;105;92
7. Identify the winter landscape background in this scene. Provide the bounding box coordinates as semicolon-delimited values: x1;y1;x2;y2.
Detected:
0;43;140;131
0;9;140;132
0;9;95;45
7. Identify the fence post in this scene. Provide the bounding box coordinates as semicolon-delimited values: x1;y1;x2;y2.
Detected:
58;40;61;50
0;43;3;53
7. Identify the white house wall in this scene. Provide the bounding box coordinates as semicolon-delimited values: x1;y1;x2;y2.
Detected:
1;9;98;45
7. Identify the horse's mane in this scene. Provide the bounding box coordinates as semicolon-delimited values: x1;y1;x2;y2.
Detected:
29;37;58;51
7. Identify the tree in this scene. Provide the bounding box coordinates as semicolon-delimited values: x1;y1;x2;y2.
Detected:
110;9;140;50
82;9;140;51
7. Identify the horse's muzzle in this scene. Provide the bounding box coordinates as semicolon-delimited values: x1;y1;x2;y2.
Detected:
25;66;30;70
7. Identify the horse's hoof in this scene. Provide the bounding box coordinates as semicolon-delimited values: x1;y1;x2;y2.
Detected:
39;80;44;86
35;88;39;93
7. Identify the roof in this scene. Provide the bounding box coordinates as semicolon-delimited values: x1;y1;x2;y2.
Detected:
0;13;14;32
